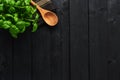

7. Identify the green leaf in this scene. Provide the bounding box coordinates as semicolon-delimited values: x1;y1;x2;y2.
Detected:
9;25;20;38
32;22;38;32
2;16;5;20
35;13;39;21
2;21;11;29
9;0;15;6
16;21;30;27
0;15;2;18
20;26;26;33
2;24;10;29
16;21;30;33
15;1;21;6
0;0;39;38
3;0;11;4
0;4;3;11
0;20;3;27
25;22;31;27
25;6;32;12
5;14;13;18
9;7;15;13
24;0;30;5
31;8;36;14
4;21;12;25
5;14;14;21
13;13;18;22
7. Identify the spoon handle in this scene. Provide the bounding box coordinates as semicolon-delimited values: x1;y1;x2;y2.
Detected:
31;1;40;9
31;0;47;14
31;0;58;26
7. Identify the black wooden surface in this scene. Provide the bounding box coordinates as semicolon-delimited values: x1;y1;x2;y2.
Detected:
1;0;120;80
89;0;120;80
70;0;89;80
0;30;12;80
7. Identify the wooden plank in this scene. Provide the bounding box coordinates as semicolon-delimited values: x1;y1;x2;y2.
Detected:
110;0;120;80
12;30;31;80
89;0;108;80
89;0;120;80
31;15;69;80
0;30;13;80
107;1;120;80
57;0;70;80
32;0;70;80
31;26;51;80
70;0;89;80
50;0;70;80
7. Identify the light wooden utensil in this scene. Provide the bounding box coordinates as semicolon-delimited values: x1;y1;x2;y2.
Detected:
31;0;58;26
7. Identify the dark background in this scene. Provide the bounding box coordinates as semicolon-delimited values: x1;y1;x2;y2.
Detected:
0;0;120;80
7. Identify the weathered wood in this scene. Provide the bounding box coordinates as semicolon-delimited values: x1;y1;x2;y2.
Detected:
107;1;120;80
89;0;108;80
2;0;120;80
89;0;120;80
1;0;69;80
0;30;13;80
31;26;51;80
32;0;70;80
57;0;70;80
70;0;89;80
12;30;32;80
51;0;70;80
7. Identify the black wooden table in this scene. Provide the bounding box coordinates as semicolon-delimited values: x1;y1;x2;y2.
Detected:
0;0;120;80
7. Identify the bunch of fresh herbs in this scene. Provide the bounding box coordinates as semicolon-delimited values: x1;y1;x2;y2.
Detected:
0;0;39;38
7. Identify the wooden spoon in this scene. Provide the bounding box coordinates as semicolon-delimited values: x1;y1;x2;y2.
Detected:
31;0;58;26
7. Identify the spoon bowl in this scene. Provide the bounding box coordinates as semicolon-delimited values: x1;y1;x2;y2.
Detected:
31;0;58;26
44;12;58;26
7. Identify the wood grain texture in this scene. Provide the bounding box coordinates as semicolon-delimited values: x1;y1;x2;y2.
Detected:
32;0;70;79
1;0;120;80
0;0;69;80
12;30;32;80
0;30;13;80
31;26;51;80
57;0;70;80
89;0;108;80
107;0;120;80
89;0;120;80
70;0;89;80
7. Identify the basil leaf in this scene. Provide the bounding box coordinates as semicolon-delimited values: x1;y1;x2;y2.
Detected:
0;4;3;11
9;7;15;13
15;1;21;6
0;0;39;38
35;13;39;21
16;21;30;27
24;0;30;5
5;14;13;18
9;25;20;38
0;20;3;26
32;22;38;32
1;21;11;29
9;0;15;6
2;24;10;29
16;21;30;33
13;13;18;22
